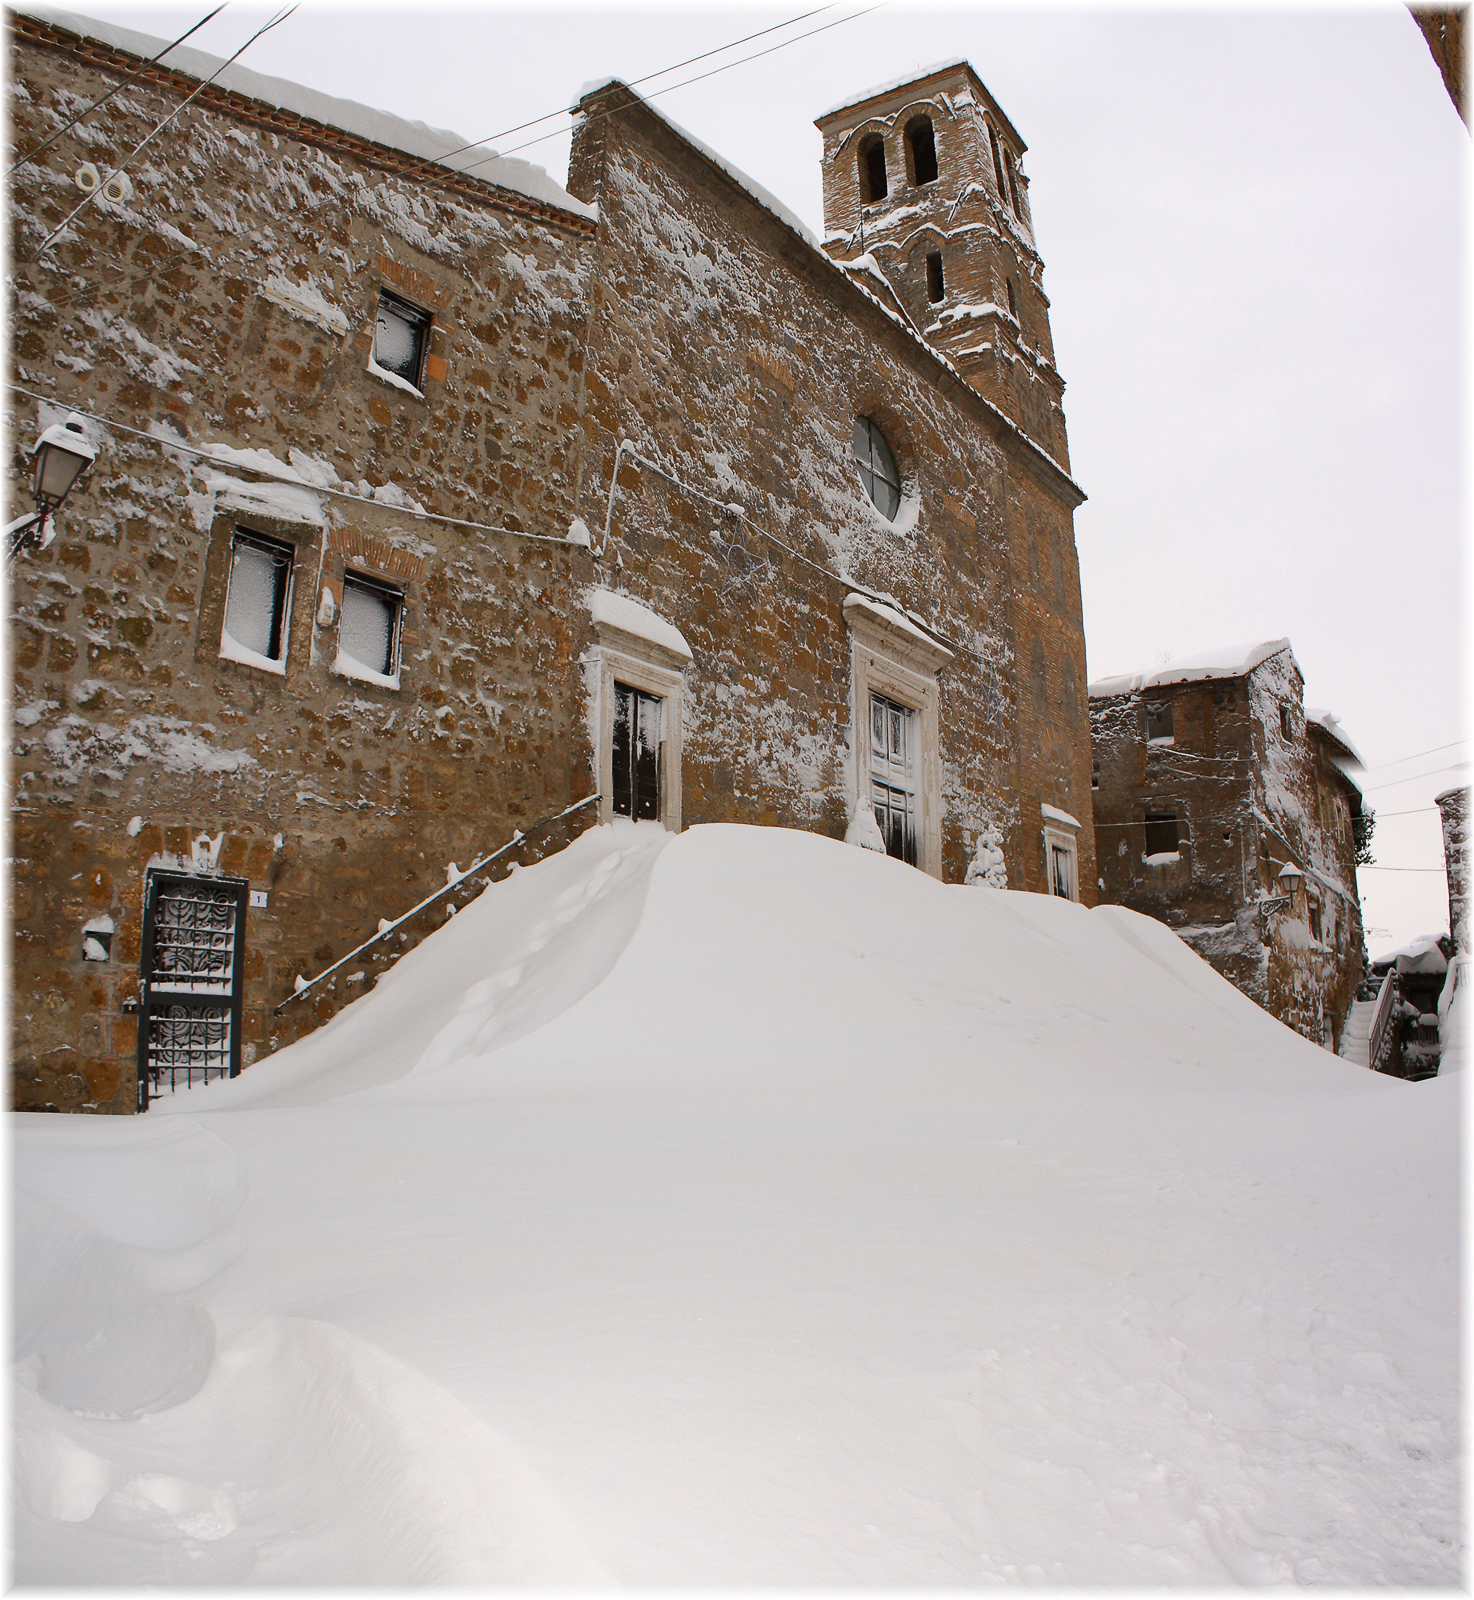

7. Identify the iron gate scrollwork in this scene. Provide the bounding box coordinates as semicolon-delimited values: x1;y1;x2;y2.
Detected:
136;870;248;1110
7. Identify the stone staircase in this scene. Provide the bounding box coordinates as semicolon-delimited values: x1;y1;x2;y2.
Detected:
1338;998;1378;1068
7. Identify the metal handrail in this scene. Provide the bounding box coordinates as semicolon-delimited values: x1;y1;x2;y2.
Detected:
273;792;600;1013
1366;969;1399;1072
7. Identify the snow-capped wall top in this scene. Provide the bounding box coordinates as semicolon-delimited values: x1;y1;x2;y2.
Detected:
588;588;692;663
1089;639;1295;699
1041;804;1080;830
817;60;976;121
578;80;818;248
1305;709;1365;768
20;5;598;221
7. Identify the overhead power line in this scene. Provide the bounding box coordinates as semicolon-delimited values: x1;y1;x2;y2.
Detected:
1366;761;1470;793
8;2;230;175
405;4;839;183
28;4;299;263
492;5;888;162
1366;737;1467;771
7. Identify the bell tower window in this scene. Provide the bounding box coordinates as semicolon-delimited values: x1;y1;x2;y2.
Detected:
906;116;938;185
925;251;945;304
859;134;888;203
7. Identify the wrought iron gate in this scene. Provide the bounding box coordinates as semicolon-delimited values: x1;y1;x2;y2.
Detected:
136;870;248;1111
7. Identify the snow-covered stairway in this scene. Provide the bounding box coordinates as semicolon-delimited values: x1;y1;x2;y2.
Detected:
1339;998;1377;1067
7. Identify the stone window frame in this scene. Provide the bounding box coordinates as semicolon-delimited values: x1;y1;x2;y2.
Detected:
195;508;322;686
844;592;954;880
588;614;687;834
316;549;419;696
1041;807;1081;902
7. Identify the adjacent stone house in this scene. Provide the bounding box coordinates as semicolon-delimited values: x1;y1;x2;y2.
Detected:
7;14;1094;1112
1089;640;1367;1049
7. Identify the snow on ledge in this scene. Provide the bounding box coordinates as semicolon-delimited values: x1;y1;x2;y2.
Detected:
842;593;953;666
588;588;692;663
219;628;285;676
1089;639;1294;698
1041;804;1080;830
817;60;972;121
366;355;425;400
332;649;400;691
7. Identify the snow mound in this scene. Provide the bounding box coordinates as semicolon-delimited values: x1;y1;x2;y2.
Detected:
13;824;1459;1584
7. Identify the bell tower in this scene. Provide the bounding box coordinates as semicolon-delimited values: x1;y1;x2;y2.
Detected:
815;62;1069;468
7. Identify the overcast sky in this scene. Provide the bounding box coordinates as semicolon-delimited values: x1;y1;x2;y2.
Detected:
44;0;1469;955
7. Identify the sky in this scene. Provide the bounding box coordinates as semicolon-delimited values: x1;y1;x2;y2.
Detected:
35;0;1469;955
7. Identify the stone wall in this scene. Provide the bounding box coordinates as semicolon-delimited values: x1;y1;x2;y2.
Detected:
1090;649;1365;1048
8;18;600;1111
568;83;1095;897
1436;787;1468;952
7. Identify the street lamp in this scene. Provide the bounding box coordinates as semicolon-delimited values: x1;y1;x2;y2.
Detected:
1260;860;1305;920
6;413;97;566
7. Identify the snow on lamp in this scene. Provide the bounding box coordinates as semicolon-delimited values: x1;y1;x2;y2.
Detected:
1276;862;1305;914
7;412;96;565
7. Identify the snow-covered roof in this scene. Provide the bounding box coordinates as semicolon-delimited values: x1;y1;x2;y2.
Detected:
1088;640;1295;699
817;60;972;121
1435;785;1468;806
814;59;1027;154
20;6;597;221
579;79;817;248
588;588;692;663
1305;709;1365;768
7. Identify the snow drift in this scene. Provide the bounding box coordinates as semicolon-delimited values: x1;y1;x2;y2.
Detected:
12;822;1460;1583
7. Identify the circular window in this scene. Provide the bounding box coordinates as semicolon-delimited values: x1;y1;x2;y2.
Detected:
852;417;901;520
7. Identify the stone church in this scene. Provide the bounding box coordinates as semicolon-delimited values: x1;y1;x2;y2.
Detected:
7;12;1093;1112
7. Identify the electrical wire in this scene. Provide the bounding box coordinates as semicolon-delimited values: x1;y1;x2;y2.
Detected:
8;3;230;175
490;4;886;163
1358;865;1449;872
5;382;570;546
1366;762;1469;792
396;4;838;186
1365;737;1467;771
28;4;299;263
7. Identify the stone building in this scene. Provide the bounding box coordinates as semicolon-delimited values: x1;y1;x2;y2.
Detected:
1436;787;1467;953
1089;640;1367;1049
7;14;1095;1112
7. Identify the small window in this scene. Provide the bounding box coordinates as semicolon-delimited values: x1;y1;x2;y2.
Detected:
373;290;429;389
858;134;888;203
1091;761;1101;791
337;571;403;685
852;416;901;520
1309;899;1323;944
925;251;945;304
1146;702;1174;742
1144;811;1180;855
612;681;663;821
221;529;293;673
988;123;1008;197
1280;704;1295;738
906;116;938;185
1006;277;1018;320
1004;150;1022;216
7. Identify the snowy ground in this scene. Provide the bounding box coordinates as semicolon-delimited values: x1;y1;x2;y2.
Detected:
12;822;1462;1584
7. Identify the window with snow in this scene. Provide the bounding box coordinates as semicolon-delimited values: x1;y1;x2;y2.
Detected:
852;417;902;520
1006;277;1018;321
1144;811;1180;855
925;251;945;304
988;123;1008;199
1279;704;1295;739
221;529;293;672
338;571;402;683
858;134;888;203
1048;838;1077;901
611;682;663;821
373;290;429;389
869;691;918;866
906;116;938;185
1146;702;1173;742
